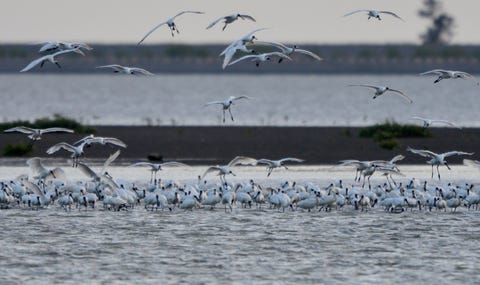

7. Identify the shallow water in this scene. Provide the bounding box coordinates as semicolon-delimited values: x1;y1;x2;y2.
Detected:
1;165;480;284
1;74;479;126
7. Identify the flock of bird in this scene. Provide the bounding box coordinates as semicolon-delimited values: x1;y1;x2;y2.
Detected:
2;7;479;213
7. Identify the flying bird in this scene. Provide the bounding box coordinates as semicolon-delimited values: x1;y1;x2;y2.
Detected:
206;13;256;31
138;10;204;44
349;84;413;103
26;157;66;181
256;158;304;177
38;41;92;53
410;116;461;129
228;52;292;67
420;69;479;85
205;95;251;123
130;161;189;183
20;48;84;72
407;147;473;180
253;41;322;62
97;64;154;75
73;134;127;148
4;126;74;141
343;10;404;21
46;141;90;167
201;156;257;182
77;150;120;184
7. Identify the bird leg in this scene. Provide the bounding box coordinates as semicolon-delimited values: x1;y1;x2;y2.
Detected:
222;23;228;31
267;168;272;177
445;162;451;170
228;108;234;121
222;109;226;123
40;60;45;68
431;165;434;179
278;58;283;63
437;165;441;180
55;62;62;69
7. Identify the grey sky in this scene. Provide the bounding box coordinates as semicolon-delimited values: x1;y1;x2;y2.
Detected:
2;0;479;44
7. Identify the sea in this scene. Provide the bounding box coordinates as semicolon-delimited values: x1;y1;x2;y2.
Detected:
1;74;480;284
1;74;479;127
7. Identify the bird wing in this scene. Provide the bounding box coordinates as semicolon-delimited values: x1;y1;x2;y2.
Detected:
206;16;226;29
343;10;369;17
73;134;94;146
172;10;205;20
130;162;155;168
239;14;256;22
26;158;47;174
4;126;35;134
256;159;274;166
378;11;404;21
338;160;361;166
279;158;304;163
24;181;45;198
228;156;258;167
228;54;258;66
387;88;413;104
88;137;127;148
266;52;292;61
231;95;251;102
49;167;66;181
406;147;436;158
97;64;125;72
77;162;99;180
348;84;379;90
419;69;448;76
389;155;405;164
410;116;426;122
160;161;189;167
454;71;474;78
430;119;462;129
40;127;74;134
295;49;323;61
46;142;75;154
52;48;84;58
222;45;239;69
442;151;474;158
221;28;267;56
251;40;287;51
101;150;121;174
137;21;168;45
38;41;58;52
130;67;154;75
201;166;222;179
376;166;405;176
20;55;49;72
204;101;224;106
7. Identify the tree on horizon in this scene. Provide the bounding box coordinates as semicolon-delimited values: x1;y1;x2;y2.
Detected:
418;0;454;45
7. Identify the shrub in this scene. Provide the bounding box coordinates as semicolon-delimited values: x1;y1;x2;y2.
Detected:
3;143;33;157
359;121;431;150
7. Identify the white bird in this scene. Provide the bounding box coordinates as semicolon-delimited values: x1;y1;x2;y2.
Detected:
410;116;461;129
46;141;90;167
207;13;256;31
73;134;127;148
38;41;92;53
20;48;84;72
201;156;257;182
130;161;188;183
228;52;292;68
4;126;74;141
97;64;154;75
26;157;66;181
220;28;266;57
77;150;120;184
205;95;251;123
138;10;205;44
349;84;413;103
419;69;478;85
343;10;404;21
256;158;304;177
407;147;474;180
253;41;322;62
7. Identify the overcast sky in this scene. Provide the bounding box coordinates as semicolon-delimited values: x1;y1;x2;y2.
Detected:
2;0;479;45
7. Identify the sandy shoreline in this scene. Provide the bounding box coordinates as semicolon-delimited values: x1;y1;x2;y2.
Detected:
0;126;477;165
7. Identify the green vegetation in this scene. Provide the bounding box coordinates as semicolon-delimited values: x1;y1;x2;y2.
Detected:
3;143;33;157
359;121;432;150
0;114;95;133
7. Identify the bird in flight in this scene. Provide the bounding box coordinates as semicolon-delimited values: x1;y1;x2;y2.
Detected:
410;116;461;129
343;9;404;21
349;84;413;103
205;95;251;123
138;11;204;44
4;126;74;141
206;13;256;31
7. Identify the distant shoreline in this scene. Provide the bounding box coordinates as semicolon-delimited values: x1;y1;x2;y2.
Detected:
1;126;477;164
2;44;479;74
